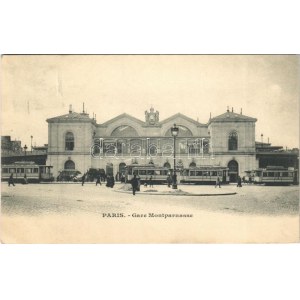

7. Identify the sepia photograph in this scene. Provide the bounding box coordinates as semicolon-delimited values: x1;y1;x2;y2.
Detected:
1;54;299;243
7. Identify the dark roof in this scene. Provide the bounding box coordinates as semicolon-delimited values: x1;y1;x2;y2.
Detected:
209;111;257;123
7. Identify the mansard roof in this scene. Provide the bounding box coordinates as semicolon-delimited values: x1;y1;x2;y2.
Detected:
209;110;257;123
46;112;95;123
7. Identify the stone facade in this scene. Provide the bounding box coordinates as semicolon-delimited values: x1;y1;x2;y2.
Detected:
46;106;259;182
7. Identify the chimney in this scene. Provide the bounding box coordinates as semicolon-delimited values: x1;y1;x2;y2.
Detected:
69;104;72;114
227;106;229;112
83;102;85;113
240;108;242;115
232;107;233;112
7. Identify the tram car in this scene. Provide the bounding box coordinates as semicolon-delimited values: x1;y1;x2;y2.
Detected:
125;164;170;184
180;166;229;184
253;166;298;185
244;170;255;183
1;161;54;183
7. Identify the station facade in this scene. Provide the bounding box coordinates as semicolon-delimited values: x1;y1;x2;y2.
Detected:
46;106;258;182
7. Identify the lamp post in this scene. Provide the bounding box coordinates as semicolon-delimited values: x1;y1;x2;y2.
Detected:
24;144;28;156
31;135;33;152
171;124;179;189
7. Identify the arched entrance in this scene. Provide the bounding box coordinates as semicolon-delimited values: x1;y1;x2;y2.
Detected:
228;160;238;182
164;162;171;169
119;162;126;175
64;160;75;170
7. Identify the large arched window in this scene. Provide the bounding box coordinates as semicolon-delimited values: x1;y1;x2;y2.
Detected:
64;160;75;170
65;132;74;151
165;125;193;137
111;125;139;137
228;131;238;150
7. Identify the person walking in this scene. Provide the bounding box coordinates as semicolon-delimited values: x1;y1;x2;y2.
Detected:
237;176;242;187
106;175;110;187
8;173;15;187
144;177;148;187
167;175;172;188
81;173;86;186
215;176;221;188
96;174;101;186
110;175;115;188
131;174;139;196
23;174;28;185
149;175;153;188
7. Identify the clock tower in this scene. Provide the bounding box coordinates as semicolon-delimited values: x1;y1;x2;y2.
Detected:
145;107;159;126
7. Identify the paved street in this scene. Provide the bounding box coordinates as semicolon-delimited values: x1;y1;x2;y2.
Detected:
1;182;299;243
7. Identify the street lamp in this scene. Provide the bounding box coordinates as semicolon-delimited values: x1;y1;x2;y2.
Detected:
171;124;179;189
24;144;28;156
31;136;33;152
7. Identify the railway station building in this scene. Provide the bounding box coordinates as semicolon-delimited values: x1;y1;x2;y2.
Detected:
46;106;259;182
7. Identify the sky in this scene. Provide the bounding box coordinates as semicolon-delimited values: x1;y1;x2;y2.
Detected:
1;55;299;149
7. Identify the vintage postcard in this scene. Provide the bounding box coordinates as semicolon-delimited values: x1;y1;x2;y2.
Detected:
1;55;299;243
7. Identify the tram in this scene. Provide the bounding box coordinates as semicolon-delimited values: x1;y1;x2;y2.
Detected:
253;166;298;185
125;164;170;184
180;166;229;184
244;170;255;183
1;161;54;183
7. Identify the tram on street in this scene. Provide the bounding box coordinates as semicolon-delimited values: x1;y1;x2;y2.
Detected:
1;161;54;183
180;166;229;184
125;164;170;184
252;166;298;185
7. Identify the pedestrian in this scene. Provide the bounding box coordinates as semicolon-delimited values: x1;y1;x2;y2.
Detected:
96;174;101;186
106;175;110;187
215;176;221;188
167;175;172;188
237;176;242;187
110;175;115;188
149;175;153;187
120;173;125;183
23;174;28;185
144;177;148;187
137;176;141;191
81;173;86;186
8;173;15;187
131;174;139;196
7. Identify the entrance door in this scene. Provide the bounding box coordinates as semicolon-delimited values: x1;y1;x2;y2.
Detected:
222;170;227;183
228;160;238;183
119;163;126;175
